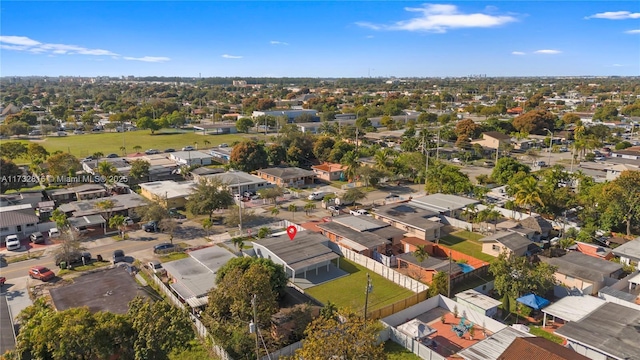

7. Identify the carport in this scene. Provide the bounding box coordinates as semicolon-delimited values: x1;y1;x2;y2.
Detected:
68;215;106;234
541;295;606;327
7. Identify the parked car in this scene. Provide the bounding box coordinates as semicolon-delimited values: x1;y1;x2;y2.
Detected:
142;221;159;232
145;149;159;155
385;193;400;200
54;251;91;266
57;131;68;136
48;228;61;238
451;158;462;164
328;205;342;214
29;130;41;136
112;249;125;264
106;153;119;158
29;266;55;281
0;276;5;285
5;235;21;251
163;148;175;153
350;209;371;216
153;243;176;254
534;161;547;167
73;129;84;135
147;260;166;275
124;217;134;226
182;146;195;151
168;208;186;220
219;143;229;148
29;231;45;244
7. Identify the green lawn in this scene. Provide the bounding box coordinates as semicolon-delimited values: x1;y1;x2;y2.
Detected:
529;326;564;344
57;260;111;276
305;259;415;312
439;231;496;263
384;341;421;360
158;252;189;262
19;131;248;159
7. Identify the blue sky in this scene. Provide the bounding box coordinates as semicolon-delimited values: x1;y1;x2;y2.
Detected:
1;1;639;77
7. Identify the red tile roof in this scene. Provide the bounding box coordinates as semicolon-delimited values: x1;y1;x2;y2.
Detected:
498;337;589;360
311;162;346;173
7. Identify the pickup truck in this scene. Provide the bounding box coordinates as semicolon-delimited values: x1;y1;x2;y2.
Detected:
349;209;371;216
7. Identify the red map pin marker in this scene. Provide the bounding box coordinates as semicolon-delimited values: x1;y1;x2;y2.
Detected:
287;225;297;241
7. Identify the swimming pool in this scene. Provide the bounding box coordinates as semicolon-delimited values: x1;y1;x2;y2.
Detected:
458;263;475;273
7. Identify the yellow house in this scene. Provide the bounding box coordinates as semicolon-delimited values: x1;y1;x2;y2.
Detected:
139;180;196;209
472;131;512;150
480;231;531;257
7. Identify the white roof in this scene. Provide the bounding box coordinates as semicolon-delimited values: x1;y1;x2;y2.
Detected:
542;295;606;322
458;327;534;360
410;193;479;212
397;319;436;339
629;272;640;285
455;289;502;311
139;180;196;199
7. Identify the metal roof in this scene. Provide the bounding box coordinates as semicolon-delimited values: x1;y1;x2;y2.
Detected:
253;232;339;272
256;167;316;180
555;302;640;360
598;286;638;302
372;203;443;230
542;295;606;323
480;231;531;251
139;180;196;199
458;327;534;360
455;289;502;311
611;238;640;262
332;215;388;232
317;221;390;249
189;246;237;275
410;193;479;212
203;171;267;187
539;252;622;283
0;209;39;227
69;215;106;227
163;258;216;299
60;193;148;217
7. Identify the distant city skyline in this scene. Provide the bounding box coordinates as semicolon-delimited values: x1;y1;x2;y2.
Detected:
1;1;639;77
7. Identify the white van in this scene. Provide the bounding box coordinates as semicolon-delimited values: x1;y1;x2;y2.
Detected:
308;192;327;201
5;235;21;251
49;228;61;238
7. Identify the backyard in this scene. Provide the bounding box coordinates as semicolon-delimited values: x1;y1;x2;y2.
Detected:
12;130;249;160
384;340;421;360
439;230;496;263
305;259;415;312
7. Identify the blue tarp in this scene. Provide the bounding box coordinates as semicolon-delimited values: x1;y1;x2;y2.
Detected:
516;293;550;310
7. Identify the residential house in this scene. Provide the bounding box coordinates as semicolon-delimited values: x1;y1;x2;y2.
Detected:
46;184;109;204
169;151;214;167
190;167;224;182
139;180;196;209
396;251;463;283
207;147;232;164
128;154;179;182
539;251;624;296
605;163;639;181
191;123;237;135
252;232;340;282
555;302;640;360
472;131;512;150
567;241;613;260
498;337;590;360
409;193;480;218
311;163;346;182
518;215;553;241
372;203;443;241
611;237;640;266
610;147;640;160
0;205;41;244
455;289;502;318
255;167;316;188
317;215;404;257
479;231;532;257
199;170;270;195
57;193;147;219
82;158;131;177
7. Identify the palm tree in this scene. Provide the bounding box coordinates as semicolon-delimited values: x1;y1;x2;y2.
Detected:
513;176;544;215
109;214;127;239
340;150;360;182
304;202;316;216
92;152;104;160
203;140;211;149
97;161;118;182
461;204;477;223
558;237;575;250
231;237;244;251
288;204;297;220
119;146;126;156
524;149;541;165
414;245;429;263
479;205;502;233
133;145;142;153
374;149;391;171
271;207;280;217
194;141;198;150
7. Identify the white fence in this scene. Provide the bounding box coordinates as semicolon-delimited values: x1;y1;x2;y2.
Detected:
260;340;303;360
386;326;446;360
330;243;428;293
441;216;472;231
149;274;233;360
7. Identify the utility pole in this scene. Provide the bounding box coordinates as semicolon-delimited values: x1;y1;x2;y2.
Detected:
363;273;373;320
250;294;260;360
448;251;452;298
436;127;441;161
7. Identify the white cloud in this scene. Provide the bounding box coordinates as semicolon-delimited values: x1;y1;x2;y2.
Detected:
123;56;170;63
511;51;526;55
0;35;170;62
534;49;561;54
221;54;243;59
585;11;640;20
270;40;289;46
625;29;640;34
356;4;517;33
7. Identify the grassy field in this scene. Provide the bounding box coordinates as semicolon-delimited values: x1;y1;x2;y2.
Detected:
305;259;415;312
6;130;249;159
439;231;496;263
384;341;421;360
57;260;111;276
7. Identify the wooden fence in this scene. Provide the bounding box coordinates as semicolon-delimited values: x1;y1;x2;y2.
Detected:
367;290;429;320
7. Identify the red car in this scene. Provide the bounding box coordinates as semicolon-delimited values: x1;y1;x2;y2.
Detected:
28;266;55;281
0;277;5;285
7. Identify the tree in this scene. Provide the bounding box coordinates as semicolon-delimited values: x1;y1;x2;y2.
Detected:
0;121;30;136
231;236;245;251
414;245;429;262
491;157;530;185
202;218;213;237
0;141;27;160
46;152;81;177
356;166;385;188
257;227;270;239
313;136;336;162
425;161;473;195
600;170;640;235
128;297;194;360
109;214;127;239
230;140;268;172
512;110;557;135
593;104;618;122
340;150;360;181
0;158;23;193
266;143;287;165
185;179;234;220
97;161;119;181
257;186;284;205
342;187;366;205
95;199;116;220
159;218;179;244
561;113;580;124
455;119;481;140
236;117;254;133
288;203;297;220
292;308;385;360
304;201;316;215
270;207;280;217
373;149;392;171
489;252;557;299
136;201;170;223
427;271;449;297
129;159;151;182
513;176;544;214
136;116;162;134
26;143;49;164
133;145;142;153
